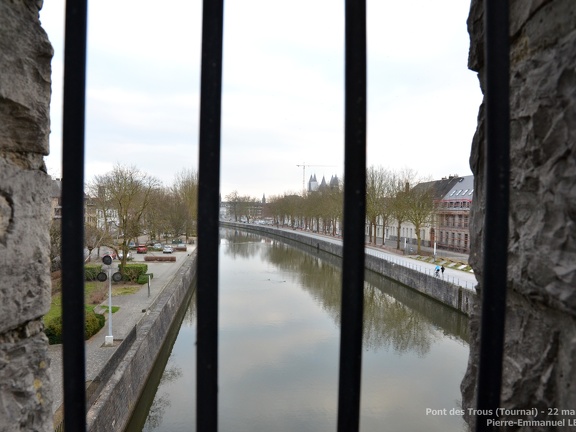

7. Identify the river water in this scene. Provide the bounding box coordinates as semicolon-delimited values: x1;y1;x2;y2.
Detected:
128;228;469;431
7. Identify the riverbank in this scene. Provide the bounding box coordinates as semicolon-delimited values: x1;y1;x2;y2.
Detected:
49;246;197;431
221;222;476;315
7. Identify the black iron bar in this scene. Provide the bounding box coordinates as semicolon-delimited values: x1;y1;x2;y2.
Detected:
337;0;367;431
61;0;89;431
196;0;224;430
476;0;510;431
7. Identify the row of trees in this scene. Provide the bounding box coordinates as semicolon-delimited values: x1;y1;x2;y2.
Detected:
224;191;261;223
48;164;436;272
264;167;435;254
66;164;200;271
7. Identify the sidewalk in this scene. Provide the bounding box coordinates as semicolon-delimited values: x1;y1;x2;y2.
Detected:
252;225;478;291
48;245;196;418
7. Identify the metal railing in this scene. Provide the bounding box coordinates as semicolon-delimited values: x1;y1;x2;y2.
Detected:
475;1;510;430
57;0;508;431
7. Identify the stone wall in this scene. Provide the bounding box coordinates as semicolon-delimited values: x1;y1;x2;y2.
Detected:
222;222;475;316
0;1;54;431
86;253;197;432
462;0;576;429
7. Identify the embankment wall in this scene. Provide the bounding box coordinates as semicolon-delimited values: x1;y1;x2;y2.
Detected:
86;253;197;432
222;222;475;316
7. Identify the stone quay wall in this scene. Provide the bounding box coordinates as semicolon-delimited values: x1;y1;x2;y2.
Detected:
86;252;197;432
222;222;475;316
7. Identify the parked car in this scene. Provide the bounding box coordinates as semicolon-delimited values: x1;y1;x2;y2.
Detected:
102;251;117;260
163;245;174;254
118;250;132;260
153;243;162;250
136;244;148;254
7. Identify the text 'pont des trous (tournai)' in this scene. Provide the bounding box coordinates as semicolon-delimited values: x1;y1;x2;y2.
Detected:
426;407;576;428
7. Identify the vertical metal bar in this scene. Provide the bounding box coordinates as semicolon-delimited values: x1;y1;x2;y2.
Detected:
337;0;366;430
196;0;224;430
476;0;510;430
61;0;89;431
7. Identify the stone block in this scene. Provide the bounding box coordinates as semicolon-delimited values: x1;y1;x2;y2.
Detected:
0;321;52;432
0;159;52;334
0;0;53;154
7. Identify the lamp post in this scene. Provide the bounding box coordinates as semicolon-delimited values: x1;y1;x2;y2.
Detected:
102;255;114;346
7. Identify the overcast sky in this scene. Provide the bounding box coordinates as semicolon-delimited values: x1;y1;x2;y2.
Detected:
39;0;481;199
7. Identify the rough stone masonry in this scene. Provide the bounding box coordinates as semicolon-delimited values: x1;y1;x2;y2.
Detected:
0;0;54;430
462;0;576;430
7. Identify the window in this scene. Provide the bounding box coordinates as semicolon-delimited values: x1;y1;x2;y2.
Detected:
55;1;509;430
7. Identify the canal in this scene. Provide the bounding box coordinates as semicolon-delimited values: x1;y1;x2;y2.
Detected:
127;228;469;431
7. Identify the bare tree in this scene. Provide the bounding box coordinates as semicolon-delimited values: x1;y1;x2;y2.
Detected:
225;190;241;221
390;168;418;250
172;169;198;240
84;223;107;262
366;166;388;244
91;164;161;272
142;187;169;242
238;196;260;223
404;182;435;254
377;170;397;246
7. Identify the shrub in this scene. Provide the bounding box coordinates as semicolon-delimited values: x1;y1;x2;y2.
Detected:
45;316;63;345
44;309;105;344
135;273;154;285
119;263;148;282
88;288;106;305
144;256;176;262
85;264;102;281
85;309;105;339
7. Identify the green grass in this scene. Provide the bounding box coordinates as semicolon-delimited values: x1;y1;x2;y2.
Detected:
113;285;139;296
412;255;473;272
44;293;62;326
44;281;137;326
101;306;120;314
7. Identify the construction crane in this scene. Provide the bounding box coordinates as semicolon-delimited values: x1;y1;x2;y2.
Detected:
296;163;336;194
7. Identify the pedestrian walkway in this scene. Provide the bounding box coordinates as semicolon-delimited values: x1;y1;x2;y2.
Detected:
48;246;196;419
268;226;478;291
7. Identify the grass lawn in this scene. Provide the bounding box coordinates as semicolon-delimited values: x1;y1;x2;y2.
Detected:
44;281;139;326
101;306;120;314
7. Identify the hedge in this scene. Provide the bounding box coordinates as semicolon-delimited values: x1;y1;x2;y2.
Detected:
137;273;153;285
118;263;148;282
144;256;176;262
85;264;103;281
45;308;105;345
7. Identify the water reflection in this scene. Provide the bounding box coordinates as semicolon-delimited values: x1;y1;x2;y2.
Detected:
138;228;469;432
224;229;468;355
143;363;182;431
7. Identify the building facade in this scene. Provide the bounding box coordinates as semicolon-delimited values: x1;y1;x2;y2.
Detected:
377;175;473;254
434;175;473;253
50;178;97;226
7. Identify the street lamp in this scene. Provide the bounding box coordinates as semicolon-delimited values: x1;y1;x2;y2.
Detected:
102;255;114;346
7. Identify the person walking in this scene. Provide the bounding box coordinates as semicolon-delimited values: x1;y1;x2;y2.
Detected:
435;265;440;277
441;265;445;277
